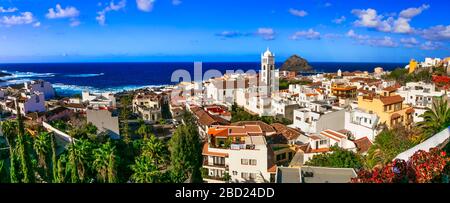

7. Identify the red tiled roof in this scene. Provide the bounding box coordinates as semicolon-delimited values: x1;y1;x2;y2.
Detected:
270;123;302;141
380;95;403;105
406;108;414;114
353;137;372;153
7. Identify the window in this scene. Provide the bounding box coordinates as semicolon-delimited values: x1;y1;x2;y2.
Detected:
241;159;249;165
364;118;367;123
249;173;256;180
384;106;387;111
232;171;238;176
249;159;257;166
320;140;327;145
241;172;249;179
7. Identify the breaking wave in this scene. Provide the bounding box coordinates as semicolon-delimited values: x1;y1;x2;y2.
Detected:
0;70;55;80
64;73;105;78
53;83;169;96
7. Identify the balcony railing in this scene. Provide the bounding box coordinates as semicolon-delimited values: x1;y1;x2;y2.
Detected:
203;160;228;169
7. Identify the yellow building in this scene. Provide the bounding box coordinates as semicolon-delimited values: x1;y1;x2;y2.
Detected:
357;91;414;129
409;59;418;74
331;83;357;100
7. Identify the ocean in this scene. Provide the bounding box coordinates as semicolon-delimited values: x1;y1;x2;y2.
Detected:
0;62;405;96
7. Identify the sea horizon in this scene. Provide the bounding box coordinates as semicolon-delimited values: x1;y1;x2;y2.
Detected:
0;61;406;97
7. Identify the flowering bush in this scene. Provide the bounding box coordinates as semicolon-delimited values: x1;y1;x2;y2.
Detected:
352;148;450;183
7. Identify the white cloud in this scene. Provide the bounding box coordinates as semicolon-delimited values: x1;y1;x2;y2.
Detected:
332;16;346;24
136;0;154;12
46;4;79;19
290;29;321;40
346;29;369;40
256;28;275;40
96;0;127;25
70;20;81;27
399;4;429;19
33;22;41;28
0;7;18;13
172;0;182;6
418;25;450;41
367;36;398;47
215;31;250;39
323;33;342;40
46;4;80;27
400;37;419;48
346;29;397;48
420;41;443;50
351;5;430;34
289;8;308;17
0;12;38;27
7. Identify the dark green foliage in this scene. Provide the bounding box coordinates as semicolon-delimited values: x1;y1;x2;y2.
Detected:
306;146;363;169
279;79;312;90
169;111;203;183
230;103;292;125
384;68;432;85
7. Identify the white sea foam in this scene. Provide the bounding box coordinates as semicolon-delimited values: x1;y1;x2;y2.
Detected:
64;73;105;78
0;70;55;80
53;83;168;96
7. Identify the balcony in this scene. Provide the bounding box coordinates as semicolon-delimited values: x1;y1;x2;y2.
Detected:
203;160;228;169
203;175;226;182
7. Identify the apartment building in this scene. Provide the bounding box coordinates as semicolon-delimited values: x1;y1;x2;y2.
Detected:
24;80;56;100
202;125;276;183
357;90;414;129
291;101;345;134
132;92;162;123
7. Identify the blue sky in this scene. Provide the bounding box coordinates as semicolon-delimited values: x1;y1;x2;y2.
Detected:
0;0;449;63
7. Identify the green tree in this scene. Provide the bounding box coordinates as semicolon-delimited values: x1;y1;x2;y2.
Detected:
67;139;94;183
50;133;58;183
92;141;118;183
417;97;450;137
169;111;203;183
120;96;132;144
1;120;19;182
34;131;51;182
141;135;168;166
365;127;413;169
305;146;363;169
136;123;153;140
15;104;35;183
130;155;164;183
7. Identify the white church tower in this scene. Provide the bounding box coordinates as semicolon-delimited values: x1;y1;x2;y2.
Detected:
261;48;275;95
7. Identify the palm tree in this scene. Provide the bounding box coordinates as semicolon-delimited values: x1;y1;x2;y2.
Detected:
141;135;167;166
34;131;51;181
15;102;35;183
418;97;450;137
130;155;162;183
136;123;152;139
1;120;19;182
67;139;93;183
92;141;118;183
49;133;58;183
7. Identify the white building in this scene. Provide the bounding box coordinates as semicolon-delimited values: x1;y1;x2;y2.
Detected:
0;92;46;115
82;91;116;108
421;57;441;68
24;80;55;100
291;101;345;134
397;82;446;122
344;108;380;141
132;92;162;123
202;125;276;183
